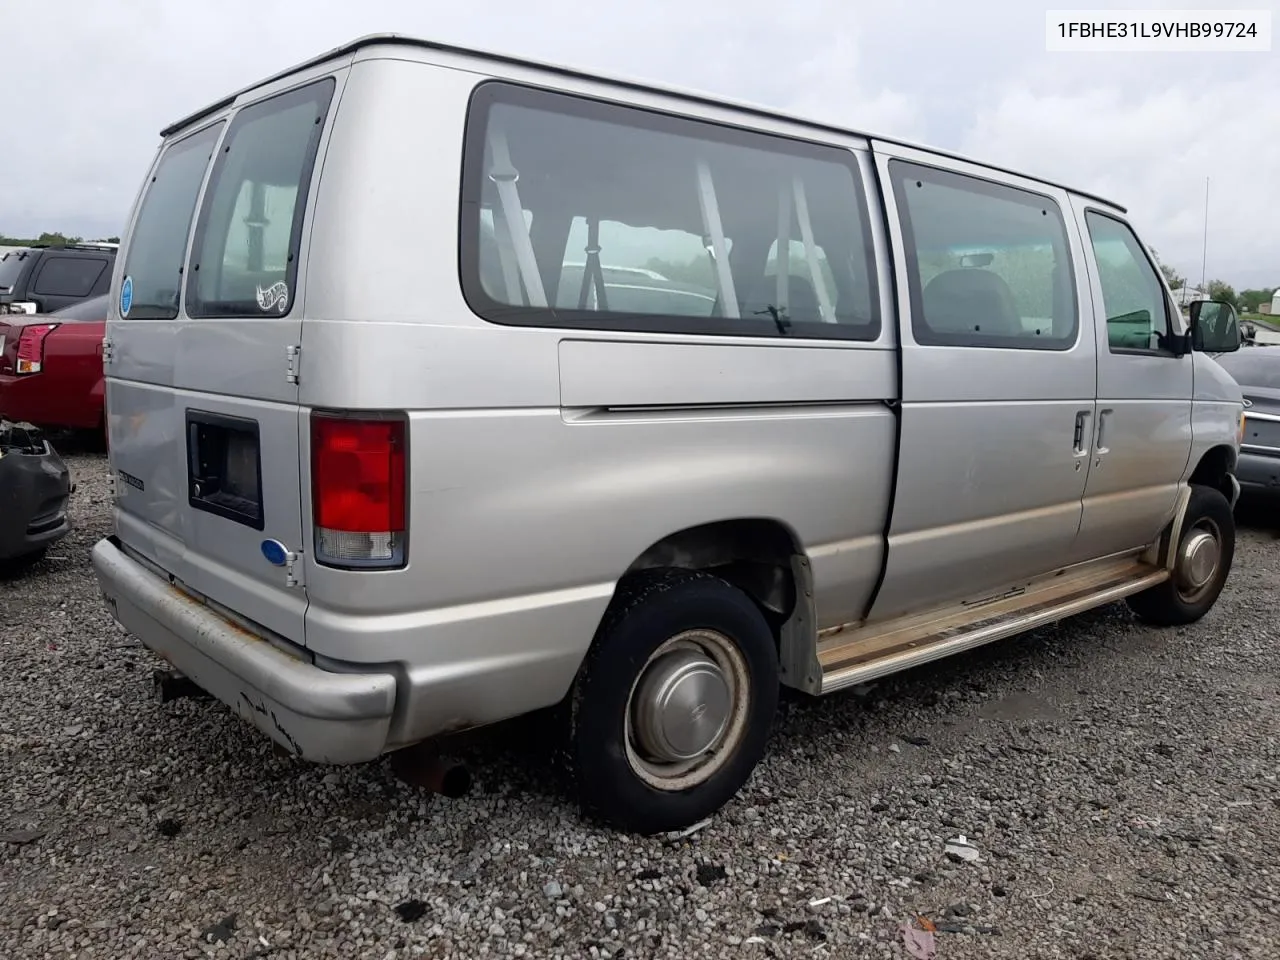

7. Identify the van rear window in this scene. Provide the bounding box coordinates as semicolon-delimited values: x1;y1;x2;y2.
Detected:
119;124;223;320
460;82;880;341
185;78;335;319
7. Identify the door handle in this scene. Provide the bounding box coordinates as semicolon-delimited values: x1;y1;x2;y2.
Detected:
1073;409;1092;463
1095;408;1113;457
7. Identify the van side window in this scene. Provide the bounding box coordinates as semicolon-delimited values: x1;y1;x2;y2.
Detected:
186;78;335;319
461;82;880;341
889;160;1078;350
119;123;223;320
1083;212;1172;353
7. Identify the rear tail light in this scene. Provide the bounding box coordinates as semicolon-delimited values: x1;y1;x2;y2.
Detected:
310;412;407;568
16;323;58;374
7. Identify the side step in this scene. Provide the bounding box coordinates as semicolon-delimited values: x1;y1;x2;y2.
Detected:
818;555;1168;694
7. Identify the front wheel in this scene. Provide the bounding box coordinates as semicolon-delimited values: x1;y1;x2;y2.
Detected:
1127;484;1235;626
566;569;779;834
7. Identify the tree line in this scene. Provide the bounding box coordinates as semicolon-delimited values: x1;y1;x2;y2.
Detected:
1151;250;1274;314
1;231;120;246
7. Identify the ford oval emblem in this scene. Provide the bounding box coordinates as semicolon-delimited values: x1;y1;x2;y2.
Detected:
260;539;289;567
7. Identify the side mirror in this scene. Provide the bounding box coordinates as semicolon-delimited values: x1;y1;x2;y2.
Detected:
1189;299;1241;353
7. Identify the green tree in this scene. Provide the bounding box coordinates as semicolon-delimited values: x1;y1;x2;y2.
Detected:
1206;279;1237;307
1239;286;1278;312
36;231;83;246
1150;248;1184;291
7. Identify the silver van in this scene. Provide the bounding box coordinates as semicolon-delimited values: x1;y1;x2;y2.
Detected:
93;34;1247;834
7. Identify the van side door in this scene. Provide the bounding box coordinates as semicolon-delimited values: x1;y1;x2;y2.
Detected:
867;142;1097;620
1068;199;1193;560
106;70;344;646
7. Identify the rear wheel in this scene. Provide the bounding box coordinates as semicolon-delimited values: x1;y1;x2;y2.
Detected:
565;569;779;834
1127;484;1235;626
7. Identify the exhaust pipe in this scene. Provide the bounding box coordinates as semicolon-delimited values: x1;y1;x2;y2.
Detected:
390;745;471;799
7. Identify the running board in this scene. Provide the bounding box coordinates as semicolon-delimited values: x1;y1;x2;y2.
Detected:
818;556;1168;694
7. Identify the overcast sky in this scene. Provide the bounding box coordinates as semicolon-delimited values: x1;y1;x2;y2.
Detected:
4;0;1277;291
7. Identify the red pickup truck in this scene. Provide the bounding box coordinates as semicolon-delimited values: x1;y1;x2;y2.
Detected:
0;294;108;435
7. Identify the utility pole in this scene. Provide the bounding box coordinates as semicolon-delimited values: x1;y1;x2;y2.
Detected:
1199;176;1209;295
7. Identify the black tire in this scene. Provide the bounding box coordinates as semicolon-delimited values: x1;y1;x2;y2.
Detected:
565;568;779;835
1126;484;1235;626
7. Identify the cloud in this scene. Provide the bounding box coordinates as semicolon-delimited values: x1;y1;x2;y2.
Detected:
3;0;1276;289
959;70;1280;289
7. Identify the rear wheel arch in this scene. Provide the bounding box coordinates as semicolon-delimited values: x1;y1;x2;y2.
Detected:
622;517;806;622
609;516;820;693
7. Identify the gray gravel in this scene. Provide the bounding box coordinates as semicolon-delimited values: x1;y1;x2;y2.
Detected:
2;451;1279;959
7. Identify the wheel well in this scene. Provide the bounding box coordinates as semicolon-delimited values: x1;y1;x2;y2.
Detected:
624;519;802;621
1188;445;1236;500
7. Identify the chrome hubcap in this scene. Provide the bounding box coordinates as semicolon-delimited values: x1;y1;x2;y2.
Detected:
632;649;731;762
624;629;750;792
1175;520;1222;602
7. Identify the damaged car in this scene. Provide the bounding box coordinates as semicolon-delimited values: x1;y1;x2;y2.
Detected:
0;420;72;572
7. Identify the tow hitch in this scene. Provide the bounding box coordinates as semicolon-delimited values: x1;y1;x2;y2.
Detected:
152;667;213;704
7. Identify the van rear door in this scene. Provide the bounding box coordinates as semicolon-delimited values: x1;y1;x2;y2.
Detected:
106;75;341;645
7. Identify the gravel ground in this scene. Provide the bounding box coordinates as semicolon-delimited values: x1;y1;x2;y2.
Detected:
2;451;1279;960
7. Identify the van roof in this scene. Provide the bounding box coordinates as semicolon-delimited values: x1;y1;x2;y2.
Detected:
160;32;1126;213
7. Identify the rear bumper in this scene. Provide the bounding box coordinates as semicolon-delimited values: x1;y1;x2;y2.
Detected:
91;536;397;763
0;432;71;560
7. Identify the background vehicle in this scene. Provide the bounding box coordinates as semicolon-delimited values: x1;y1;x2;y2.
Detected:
0;243;117;315
0;421;72;572
0;294;108;435
1215;348;1280;498
93;35;1245;835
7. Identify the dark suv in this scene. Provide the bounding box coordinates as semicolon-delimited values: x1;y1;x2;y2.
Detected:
0;243;117;316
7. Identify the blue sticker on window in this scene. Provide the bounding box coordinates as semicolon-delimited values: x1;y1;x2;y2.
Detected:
120;275;133;317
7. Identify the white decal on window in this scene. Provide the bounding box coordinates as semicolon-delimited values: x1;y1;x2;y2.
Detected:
256;281;290;314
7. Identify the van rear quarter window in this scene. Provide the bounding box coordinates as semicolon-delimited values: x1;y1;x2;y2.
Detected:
186;77;335;319
889;159;1078;351
460;82;880;341
119;123;223;320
